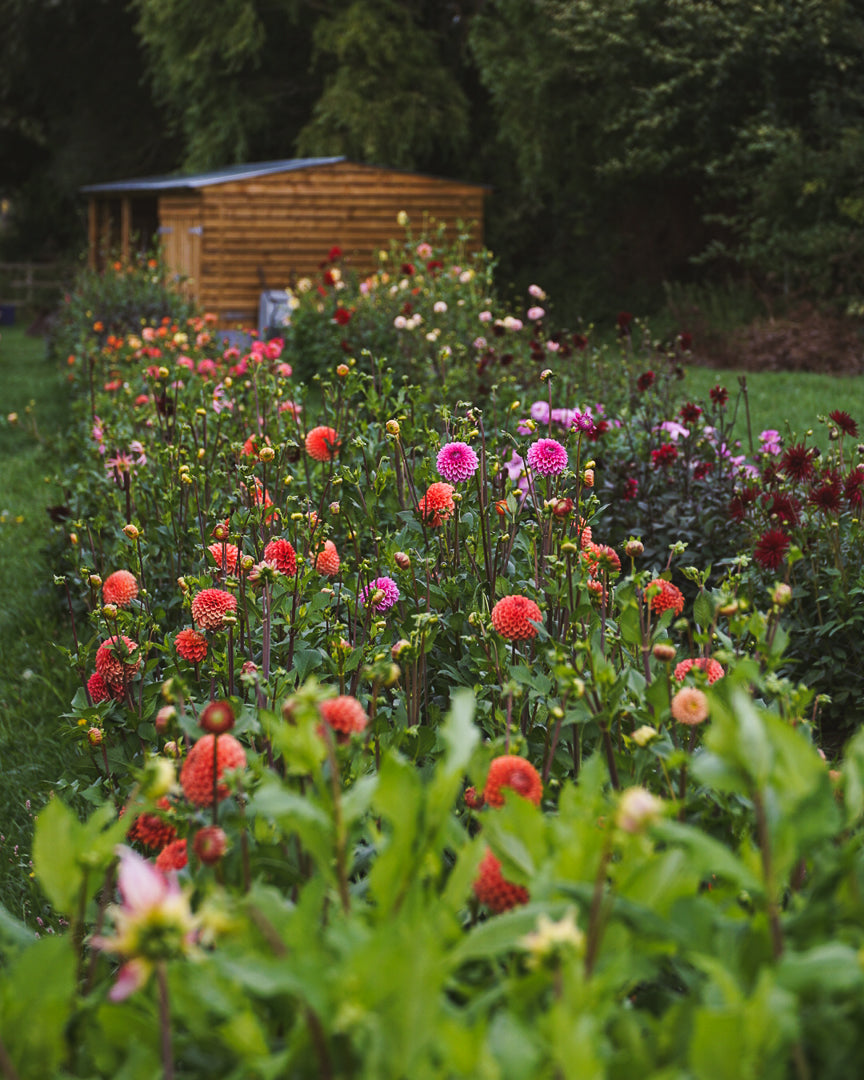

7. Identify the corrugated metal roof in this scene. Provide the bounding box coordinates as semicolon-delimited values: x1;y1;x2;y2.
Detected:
80;157;347;194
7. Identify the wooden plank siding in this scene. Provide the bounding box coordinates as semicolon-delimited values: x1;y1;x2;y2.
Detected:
88;161;487;328
192;163;484;325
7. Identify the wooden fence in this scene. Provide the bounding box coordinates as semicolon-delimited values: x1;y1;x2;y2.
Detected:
0;261;67;307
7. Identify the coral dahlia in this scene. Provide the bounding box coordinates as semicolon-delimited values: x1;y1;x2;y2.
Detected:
263;538;297;575
526;438;568;476
674;657;725;684
315;539;340;576
491;595;543;640
174;628;208;663
191;588;237;631
417;482;456;526
102;570;139;607
473;849;529;913
483;755;543;808
305;425;341;462
180;733;247;806
95;635;141;689
319;695;368;736
88;671;123;703
671;687;710;726
207;542;239;574
645;579;685;616
436;441;479;483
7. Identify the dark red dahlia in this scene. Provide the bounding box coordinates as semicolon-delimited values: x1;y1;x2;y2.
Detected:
809;474;843;514
709;385;729;406
829;410;858;437
651;443;678;468
845;468;864;508
617;311;633;333
764;492;801;527
623;477;639;500
781;443;815;482
679;402;702;424
754;529;790;570
636;371;655;392
693;461;713;481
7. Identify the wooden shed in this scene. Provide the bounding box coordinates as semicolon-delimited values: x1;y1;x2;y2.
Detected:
81;157;488;327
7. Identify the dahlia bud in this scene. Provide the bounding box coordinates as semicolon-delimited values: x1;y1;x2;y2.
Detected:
194;825;228;865
123;523;140;540
632;725;658;747
550;497;573;519
583;468;595;487
281;698;297;723
617;787;663;834
142;756;176;799
211;522;229;541
163;740;180;759
561;541;579;555
240;554;255;572
540;368;553;381
624;539;644;558
393;551;411;570
386;419;400;436
199;700;235;734
158;366;169;379
717;601;739;617
772;583;792;607
155;705;176;733
102;603;118;618
241;660;258;675
177;576;189;593
87;727;103;746
329;501;340;515
161;678;176;702
370;588;386;607
384;663;401;686
89;574;102;588
392;638;411;660
259;446;275;463
336;363;349;377
653;643;676;662
69;532;79;545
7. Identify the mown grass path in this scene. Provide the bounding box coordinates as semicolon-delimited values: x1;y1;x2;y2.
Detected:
0;327;77;919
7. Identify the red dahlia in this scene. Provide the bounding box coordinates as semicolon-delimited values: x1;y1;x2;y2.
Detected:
180;733;247;806
207;541;239;574
473;849;529;913
95;635;141;689
710;385;729;406
174;628;208;663
483;755;543;808
829;410;858;437
263;538;297;575
87;671;123;703
809;475;843;515
417;482;456;527
780;443;815;482
491;595;543;641
191;588;237;631
128;798;176;852
193;825;228;865
155;838;188;872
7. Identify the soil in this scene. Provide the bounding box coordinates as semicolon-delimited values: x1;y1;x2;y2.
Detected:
685;304;864;375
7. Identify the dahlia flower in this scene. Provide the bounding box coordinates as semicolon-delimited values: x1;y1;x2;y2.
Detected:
491;595;543;641
180;733;247;806
483;755;543;808
360;576;400;613
305;425;341;462
473;849;529;913
526;438;568;476
102;570;139;607
436;442;479;483
190;588;237;631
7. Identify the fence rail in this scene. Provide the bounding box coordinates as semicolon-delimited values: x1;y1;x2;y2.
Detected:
0;261;67;306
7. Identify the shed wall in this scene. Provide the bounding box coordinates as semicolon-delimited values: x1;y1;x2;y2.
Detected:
196;162;485;325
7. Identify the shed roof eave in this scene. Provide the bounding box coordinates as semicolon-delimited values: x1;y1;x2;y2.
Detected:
80;157;348;195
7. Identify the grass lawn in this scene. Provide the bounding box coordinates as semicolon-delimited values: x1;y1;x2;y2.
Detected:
0;326;79;920
681;364;864;454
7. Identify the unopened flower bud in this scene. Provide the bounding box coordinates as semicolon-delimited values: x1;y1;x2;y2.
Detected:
194;825;228;865
102;603;118;619
561;541;579;555
177;576;189;593
199;700;235;734
259;446;275;462
583;468;594;487
123;523;140;540
386;419;400;436
653;643;676;662
624;539;644;558
632;725;658;747
617;787;663;834
717;600;739;617
336;363;349;377
155;705;176;733
772;583;792;607
163;740;180;759
240;555;255;572
329;501;340;515
540;368;553;381
393;551;411;570
89;574;102;588
69;532;79;545
392;638;411;660
87;727;103;746
211;522;229;541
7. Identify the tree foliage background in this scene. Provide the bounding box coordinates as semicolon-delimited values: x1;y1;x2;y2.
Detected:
2;0;864;317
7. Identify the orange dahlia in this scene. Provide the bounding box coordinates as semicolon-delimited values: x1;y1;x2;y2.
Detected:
491;595;543;641
646;579;685;616
95;635;141;689
262;538;297;575
315;539;340;576
179;733;247;806
191;588;237;631
305;425;341;462
102;570;139;606
174;628;208;663
473;848;529;913
319;695;368;736
483;755;543;808
417;482;456;526
128;798;176;852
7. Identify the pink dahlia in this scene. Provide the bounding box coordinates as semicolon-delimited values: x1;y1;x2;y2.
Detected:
526;438;568;476
674;657;725;684
436;442;479;483
360;576;400;613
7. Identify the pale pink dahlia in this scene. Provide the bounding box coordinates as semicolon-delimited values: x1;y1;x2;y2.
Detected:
526;438;568;476
436;441;479;483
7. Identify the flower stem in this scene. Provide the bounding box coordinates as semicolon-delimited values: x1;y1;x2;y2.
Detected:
156;961;174;1080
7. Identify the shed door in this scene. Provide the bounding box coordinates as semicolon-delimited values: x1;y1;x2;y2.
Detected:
159;210;202;299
